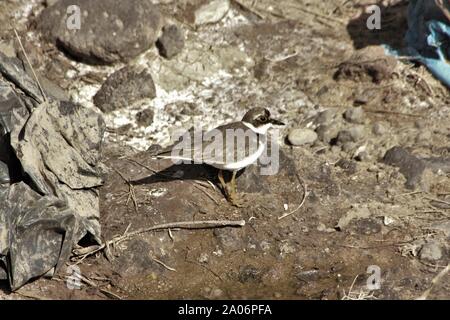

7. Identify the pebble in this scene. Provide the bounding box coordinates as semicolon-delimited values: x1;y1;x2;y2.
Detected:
316;125;338;144
419;242;443;262
348;125;367;141
372;122;387;136
156;25;185;59
336;130;353;145
136;109;154;127
287;128;318;146
344;107;365;124
195;0;230;25
210;288;223;299
315;109;336;125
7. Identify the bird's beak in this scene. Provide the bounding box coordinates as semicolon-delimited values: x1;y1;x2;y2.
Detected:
270;118;285;126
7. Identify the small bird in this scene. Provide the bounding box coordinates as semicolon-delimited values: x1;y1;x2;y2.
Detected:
155;107;285;206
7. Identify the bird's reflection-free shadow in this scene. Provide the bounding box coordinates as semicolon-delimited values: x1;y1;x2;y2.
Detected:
130;162;215;186
130;161;244;187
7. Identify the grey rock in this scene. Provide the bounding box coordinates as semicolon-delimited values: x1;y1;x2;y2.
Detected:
348;125;367;141
287;128;318;146
195;0;230;25
372;122;387;136
419;242;443;262
209;288;224;299
315;109;336;125
37;0;162;64
136;108;155;127
344;107;365;124
336;130;354;145
415;130;432;143
342;142;355;152
335;159;357;175
316;125;339;144
94;66;156;113
156;25;185;59
353;218;382;235
355;151;370;162
383;146;426;189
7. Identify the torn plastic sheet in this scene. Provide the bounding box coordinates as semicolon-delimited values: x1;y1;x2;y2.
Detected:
0;51;105;290
385;0;450;88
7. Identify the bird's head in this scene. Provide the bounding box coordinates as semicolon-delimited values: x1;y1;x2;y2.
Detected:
242;107;285;134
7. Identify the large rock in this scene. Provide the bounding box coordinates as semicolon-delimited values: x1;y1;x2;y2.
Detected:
94;66;156;113
37;0;162;64
156;25;185;59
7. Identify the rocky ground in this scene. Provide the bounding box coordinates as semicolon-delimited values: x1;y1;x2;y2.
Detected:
0;0;449;300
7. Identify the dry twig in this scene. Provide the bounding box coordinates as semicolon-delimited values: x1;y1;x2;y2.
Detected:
73;220;245;261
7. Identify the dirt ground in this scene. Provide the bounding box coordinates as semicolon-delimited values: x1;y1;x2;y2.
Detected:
0;0;449;300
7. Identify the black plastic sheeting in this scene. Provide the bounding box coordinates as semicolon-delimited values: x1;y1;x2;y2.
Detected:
0;51;105;290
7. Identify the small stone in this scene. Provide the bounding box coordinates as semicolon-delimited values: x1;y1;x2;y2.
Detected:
195;0;230;25
316;125;339;144
287;128;318;146
383;216;395;226
156;25;185;59
342;142;355;152
136;109;154;127
372;122;387;136
415;130;432;143
419;242;443;262
355;151;370;162
335;159;357;174
94;66;156;113
344;107;365;124
348;125;367;141
315;109;336;125
198;253;209;264
336;130;353;145
210;288;223;299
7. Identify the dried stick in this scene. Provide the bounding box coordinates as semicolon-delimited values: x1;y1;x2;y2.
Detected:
74;220;246;260
12;27;48;103
278;174;308;220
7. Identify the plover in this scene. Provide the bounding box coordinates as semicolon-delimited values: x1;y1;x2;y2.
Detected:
155;107;285;206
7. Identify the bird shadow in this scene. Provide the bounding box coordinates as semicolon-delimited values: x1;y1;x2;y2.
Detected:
129;162;243;187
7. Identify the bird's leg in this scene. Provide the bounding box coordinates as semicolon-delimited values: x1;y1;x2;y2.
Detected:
218;170;228;195
227;170;245;207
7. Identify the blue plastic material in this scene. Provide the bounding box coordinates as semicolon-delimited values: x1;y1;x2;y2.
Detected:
385;0;450;88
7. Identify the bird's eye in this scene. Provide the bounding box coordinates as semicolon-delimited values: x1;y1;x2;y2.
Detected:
259;116;267;122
